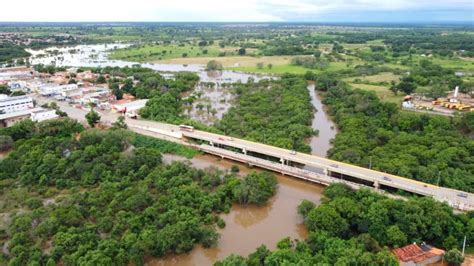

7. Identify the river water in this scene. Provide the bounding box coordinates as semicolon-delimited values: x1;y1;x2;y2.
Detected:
26;44;335;265
152;154;324;265
307;83;337;157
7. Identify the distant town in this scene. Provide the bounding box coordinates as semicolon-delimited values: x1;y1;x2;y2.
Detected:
0;65;148;128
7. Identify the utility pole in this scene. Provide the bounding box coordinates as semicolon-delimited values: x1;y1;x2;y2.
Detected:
462;235;467;256
436;171;441;186
369;156;372;169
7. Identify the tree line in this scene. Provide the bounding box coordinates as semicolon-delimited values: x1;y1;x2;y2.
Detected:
310;73;474;192
0;119;277;265
217;183;472;265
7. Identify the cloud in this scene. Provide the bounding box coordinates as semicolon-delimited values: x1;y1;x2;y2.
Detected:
255;0;474;21
0;0;472;22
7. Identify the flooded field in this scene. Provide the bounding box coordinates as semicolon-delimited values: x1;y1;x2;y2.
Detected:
28;44;271;83
186;83;234;125
154;154;324;265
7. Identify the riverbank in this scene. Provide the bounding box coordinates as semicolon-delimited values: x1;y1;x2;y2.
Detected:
151;153;324;265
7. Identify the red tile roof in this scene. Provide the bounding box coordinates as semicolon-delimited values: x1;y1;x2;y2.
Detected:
392;243;445;263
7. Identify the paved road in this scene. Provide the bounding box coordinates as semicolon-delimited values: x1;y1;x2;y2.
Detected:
35;95;474;211
182;129;474;211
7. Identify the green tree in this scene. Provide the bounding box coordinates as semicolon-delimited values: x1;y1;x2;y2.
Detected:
0;135;13;151
304;205;349;237
298;200;315;217
96;75;106;84
206;60;223;71
111;116;127;130
85;109;101;127
397;80;417;95
444;249;464;266
386;225;407;247
443;235;459;250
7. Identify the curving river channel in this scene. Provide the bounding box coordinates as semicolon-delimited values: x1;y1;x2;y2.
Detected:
27;44;337;265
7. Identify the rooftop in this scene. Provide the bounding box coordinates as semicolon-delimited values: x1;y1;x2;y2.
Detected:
0;107;42;120
0;95;31;103
392;243;445;263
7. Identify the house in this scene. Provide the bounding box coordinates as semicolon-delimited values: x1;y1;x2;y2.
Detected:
0;107;58;128
0;109;34;127
30;109;59;122
0;95;34;114
39;84;78;96
392;243;445;266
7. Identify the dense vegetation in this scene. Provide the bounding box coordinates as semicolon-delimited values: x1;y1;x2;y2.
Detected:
218;183;473;265
217;75;315;152
312;74;474;191
0;119;277;265
0;43;30;63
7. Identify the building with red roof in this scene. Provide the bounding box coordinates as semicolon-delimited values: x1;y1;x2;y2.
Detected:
392;243;445;266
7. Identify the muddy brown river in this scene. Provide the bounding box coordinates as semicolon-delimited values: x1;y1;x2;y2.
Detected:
307;83;337;157
149;154;324;265
26;44;333;265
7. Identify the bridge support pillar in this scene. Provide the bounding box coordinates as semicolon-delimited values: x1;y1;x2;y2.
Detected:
242;148;247;155
374;181;380;190
280;158;285;166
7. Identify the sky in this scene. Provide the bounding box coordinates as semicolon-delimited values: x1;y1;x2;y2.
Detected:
1;0;473;23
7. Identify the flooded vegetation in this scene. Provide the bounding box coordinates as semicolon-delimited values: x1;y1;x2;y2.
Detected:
157;154;324;265
185;82;235;125
28;44;271;83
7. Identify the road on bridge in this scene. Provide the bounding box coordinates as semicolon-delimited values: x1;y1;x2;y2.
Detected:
34;95;474;211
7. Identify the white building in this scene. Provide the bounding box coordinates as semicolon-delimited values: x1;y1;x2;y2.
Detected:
8;81;28;92
0;95;34;114
0;107;58;128
0;71;32;82
39;84;78;96
61;87;83;98
31;109;59;122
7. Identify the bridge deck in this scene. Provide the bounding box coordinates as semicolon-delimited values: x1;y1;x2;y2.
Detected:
127;122;474;211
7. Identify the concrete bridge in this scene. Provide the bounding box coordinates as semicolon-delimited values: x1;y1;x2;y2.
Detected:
129;122;474;212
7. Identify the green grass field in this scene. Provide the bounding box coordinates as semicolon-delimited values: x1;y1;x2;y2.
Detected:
348;83;404;104
229;61;354;75
110;43;244;62
345;72;401;83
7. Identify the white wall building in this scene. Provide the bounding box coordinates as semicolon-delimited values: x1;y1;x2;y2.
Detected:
0;95;34;114
0;107;58;128
39;84;78;96
0;71;32;82
31;109;59;122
